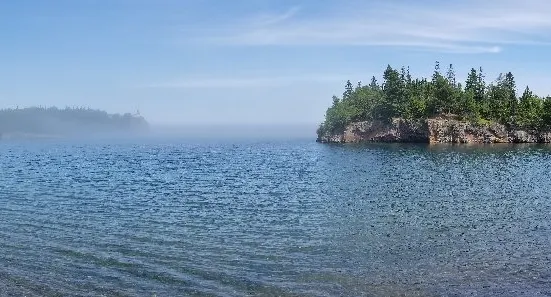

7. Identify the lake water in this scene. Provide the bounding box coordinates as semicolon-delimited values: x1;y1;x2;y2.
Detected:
1;139;550;296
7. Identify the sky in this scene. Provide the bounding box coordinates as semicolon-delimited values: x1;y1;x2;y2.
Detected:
2;0;551;126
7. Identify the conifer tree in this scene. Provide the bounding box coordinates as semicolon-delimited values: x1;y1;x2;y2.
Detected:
369;76;379;91
317;63;551;138
343;80;354;100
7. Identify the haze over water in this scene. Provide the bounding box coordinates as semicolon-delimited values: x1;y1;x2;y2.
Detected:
1;138;550;296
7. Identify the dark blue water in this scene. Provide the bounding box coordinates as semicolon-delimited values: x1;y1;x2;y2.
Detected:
1;139;551;296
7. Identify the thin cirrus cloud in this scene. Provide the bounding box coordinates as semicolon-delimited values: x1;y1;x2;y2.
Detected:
198;0;551;53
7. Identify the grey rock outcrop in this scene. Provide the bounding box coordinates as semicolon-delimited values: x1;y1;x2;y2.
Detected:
427;119;508;143
317;118;551;144
341;119;428;143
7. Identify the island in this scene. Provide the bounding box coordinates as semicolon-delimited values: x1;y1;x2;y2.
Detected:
0;107;149;139
317;62;551;143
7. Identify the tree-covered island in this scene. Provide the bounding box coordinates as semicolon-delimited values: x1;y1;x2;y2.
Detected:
0;107;148;139
317;62;551;143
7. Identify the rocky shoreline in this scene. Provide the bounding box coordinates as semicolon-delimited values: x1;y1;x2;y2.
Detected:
317;118;551;144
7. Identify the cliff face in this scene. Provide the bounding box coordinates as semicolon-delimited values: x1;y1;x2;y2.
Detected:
317;118;551;144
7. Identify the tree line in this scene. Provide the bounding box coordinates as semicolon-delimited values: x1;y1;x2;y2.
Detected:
0;106;148;136
318;62;551;136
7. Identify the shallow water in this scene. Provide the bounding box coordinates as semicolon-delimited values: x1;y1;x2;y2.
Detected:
1;139;550;296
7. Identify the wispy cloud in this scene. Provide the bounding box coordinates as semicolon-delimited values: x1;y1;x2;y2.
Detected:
249;6;300;27
197;0;551;53
146;74;360;89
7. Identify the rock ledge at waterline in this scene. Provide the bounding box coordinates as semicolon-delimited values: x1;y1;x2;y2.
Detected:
316;118;551;144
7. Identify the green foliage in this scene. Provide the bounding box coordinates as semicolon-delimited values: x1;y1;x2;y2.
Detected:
317;63;551;138
516;86;543;129
542;97;551;128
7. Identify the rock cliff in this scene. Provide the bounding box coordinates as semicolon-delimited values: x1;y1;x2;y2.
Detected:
317;118;551;144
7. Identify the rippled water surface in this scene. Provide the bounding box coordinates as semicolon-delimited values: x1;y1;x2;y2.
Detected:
1;139;551;296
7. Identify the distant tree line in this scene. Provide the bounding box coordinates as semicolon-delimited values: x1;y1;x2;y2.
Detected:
318;62;551;136
0;106;148;136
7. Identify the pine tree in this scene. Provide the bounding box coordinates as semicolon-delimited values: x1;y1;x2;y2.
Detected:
332;95;340;107
446;64;457;87
369;76;379;91
465;68;478;93
343;80;354;100
382;65;405;118
430;61;456;115
431;61;441;84
318;63;551;139
517;86;543;128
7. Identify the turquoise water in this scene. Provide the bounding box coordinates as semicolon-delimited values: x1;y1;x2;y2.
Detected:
1;139;551;296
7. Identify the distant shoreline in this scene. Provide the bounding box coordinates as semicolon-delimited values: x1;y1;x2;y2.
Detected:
0;106;149;138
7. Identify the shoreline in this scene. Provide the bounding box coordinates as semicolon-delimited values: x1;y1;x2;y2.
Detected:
317;117;551;144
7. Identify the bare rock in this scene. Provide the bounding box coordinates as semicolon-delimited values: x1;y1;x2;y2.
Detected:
509;130;539;143
318;118;551;144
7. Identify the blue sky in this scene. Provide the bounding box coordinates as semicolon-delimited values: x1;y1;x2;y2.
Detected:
2;0;551;125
